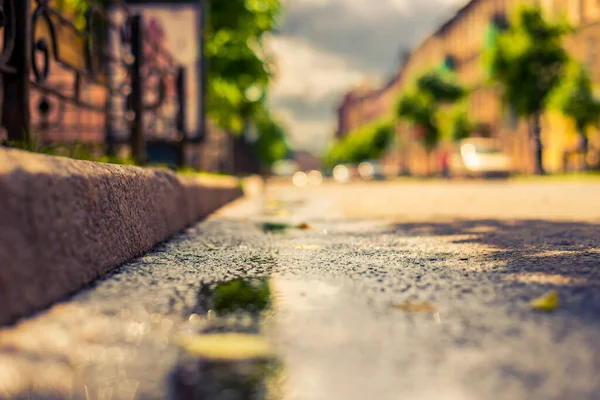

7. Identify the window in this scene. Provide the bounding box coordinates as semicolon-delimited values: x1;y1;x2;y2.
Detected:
570;0;585;24
542;0;556;20
587;37;597;72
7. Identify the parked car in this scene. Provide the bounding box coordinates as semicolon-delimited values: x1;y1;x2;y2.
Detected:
449;138;512;178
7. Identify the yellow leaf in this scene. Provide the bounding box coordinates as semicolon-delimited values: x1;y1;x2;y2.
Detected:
393;301;437;313
272;209;291;217
179;333;272;361
295;244;322;250
265;199;282;209
529;290;559;312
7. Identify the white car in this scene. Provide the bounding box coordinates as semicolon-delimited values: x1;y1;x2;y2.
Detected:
449;138;512;178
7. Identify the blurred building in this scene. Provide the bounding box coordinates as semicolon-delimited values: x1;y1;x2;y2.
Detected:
293;150;321;171
336;0;600;175
335;77;402;140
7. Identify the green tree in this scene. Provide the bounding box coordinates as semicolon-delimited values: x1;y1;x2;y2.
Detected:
485;6;570;174
449;106;475;142
552;63;600;170
193;0;287;167
252;108;289;170
323;119;395;170
396;70;466;174
416;71;467;103
206;0;281;135
397;91;439;151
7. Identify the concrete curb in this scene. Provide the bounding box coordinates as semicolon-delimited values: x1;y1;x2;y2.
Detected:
0;148;243;325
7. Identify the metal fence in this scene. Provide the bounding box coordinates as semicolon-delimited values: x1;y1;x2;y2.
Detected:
0;0;192;166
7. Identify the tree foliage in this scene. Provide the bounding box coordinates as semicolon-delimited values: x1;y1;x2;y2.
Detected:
323;119;395;169
484;6;570;117
397;92;439;150
416;71;467;103
252;107;289;168
484;6;570;174
206;0;281;135
552;63;600;133
446;105;475;142
396;70;466;151
551;62;600;169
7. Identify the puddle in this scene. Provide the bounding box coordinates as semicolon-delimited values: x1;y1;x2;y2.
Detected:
170;278;285;399
170;276;360;399
194;278;272;320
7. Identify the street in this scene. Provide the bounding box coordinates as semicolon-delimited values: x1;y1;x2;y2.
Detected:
2;179;600;399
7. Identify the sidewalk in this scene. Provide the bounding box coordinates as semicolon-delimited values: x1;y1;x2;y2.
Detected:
0;148;244;325
1;180;599;399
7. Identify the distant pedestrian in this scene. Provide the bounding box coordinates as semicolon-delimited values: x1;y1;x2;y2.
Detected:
440;150;450;179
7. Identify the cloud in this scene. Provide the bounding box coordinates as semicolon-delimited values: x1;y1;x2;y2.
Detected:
280;0;459;75
273;96;343;154
270;0;466;153
267;35;375;154
276;107;334;155
267;35;367;103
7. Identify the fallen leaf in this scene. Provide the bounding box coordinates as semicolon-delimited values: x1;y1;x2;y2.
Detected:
272;209;291;217
393;301;437;313
179;333;272;361
297;222;312;230
262;222;291;232
265;199;282;209
529;290;559;312
295;244;323;250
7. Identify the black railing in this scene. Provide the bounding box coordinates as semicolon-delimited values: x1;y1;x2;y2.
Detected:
0;0;189;166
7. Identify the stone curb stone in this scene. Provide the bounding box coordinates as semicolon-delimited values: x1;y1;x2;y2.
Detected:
0;148;243;325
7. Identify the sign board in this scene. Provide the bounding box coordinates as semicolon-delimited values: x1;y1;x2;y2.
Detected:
109;0;205;141
127;2;204;138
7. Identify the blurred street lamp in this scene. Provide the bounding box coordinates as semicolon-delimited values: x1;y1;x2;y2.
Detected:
333;165;350;183
307;170;323;186
292;171;308;187
358;162;375;180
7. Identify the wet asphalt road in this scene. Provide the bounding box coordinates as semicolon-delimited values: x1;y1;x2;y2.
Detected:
2;179;600;400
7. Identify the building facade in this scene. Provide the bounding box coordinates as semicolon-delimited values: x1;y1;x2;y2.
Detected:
336;0;600;175
335;76;403;140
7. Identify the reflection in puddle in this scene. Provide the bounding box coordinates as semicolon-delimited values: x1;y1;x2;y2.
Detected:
171;278;286;399
172;352;284;400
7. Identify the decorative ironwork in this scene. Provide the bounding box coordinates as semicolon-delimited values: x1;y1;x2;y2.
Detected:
1;0;189;166
36;88;67;133
0;0;17;73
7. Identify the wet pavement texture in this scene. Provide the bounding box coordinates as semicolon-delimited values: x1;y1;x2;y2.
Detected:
2;180;600;399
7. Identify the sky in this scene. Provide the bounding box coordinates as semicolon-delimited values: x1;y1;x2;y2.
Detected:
267;0;468;155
